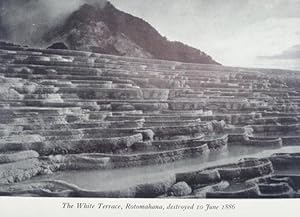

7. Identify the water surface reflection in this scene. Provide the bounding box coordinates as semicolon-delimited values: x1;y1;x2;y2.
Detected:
32;145;300;191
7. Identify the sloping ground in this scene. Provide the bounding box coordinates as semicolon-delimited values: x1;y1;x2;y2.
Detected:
44;3;219;65
1;41;300;197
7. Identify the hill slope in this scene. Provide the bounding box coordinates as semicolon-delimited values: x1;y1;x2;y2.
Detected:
44;2;219;65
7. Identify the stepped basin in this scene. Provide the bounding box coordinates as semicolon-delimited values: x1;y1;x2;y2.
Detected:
2;42;300;198
26;146;300;192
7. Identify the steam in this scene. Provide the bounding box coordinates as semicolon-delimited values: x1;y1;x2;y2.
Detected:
0;0;108;45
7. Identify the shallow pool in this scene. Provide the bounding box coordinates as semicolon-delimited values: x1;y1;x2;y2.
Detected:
32;145;300;191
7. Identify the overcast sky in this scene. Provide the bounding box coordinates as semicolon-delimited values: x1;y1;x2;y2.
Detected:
1;0;299;69
110;0;300;70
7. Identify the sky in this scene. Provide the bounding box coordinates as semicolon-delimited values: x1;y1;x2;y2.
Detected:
110;0;300;70
0;0;107;43
1;0;300;70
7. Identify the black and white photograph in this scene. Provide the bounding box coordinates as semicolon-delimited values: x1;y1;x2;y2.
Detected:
0;1;300;211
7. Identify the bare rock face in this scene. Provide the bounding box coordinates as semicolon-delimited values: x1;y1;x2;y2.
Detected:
168;181;192;196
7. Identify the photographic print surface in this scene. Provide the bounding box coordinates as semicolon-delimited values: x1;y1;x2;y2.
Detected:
0;0;300;199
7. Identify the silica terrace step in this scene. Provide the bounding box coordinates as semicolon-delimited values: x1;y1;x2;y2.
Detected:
1;43;300;197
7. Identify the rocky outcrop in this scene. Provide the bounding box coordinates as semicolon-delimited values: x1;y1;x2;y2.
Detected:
168;181;192;196
176;169;221;186
135;176;176;198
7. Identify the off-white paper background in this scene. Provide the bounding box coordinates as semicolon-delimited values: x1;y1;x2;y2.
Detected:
1;1;299;217
0;198;299;217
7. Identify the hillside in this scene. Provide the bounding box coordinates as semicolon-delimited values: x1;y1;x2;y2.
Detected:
44;2;219;64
